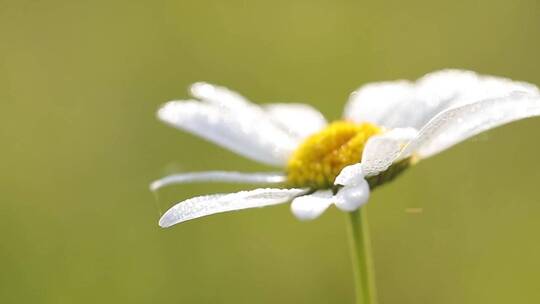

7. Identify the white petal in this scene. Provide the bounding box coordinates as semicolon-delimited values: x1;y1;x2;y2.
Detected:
402;93;540;159
334;163;364;186
344;69;539;129
190;82;254;111
360;128;419;176
264;103;328;139
344;80;416;127
150;171;286;191
335;181;370;212
159;188;308;227
290;190;334;221
157;100;298;167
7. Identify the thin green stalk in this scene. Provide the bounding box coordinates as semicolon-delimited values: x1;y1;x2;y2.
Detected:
347;208;378;304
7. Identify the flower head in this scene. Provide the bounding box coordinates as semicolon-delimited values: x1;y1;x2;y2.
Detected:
286;121;381;189
152;70;540;227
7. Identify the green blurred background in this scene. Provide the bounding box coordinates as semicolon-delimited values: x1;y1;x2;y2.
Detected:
1;0;540;303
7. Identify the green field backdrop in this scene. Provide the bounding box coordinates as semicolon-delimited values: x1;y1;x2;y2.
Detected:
1;0;540;303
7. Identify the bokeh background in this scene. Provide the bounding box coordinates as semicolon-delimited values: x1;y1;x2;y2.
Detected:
2;0;540;303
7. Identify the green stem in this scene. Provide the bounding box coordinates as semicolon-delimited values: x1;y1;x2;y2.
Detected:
347;208;378;304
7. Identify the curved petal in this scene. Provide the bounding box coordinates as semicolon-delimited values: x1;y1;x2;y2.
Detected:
360;128;419;176
335;181;370;212
157;100;298;167
334;163;364;186
401;93;540;159
290;190;334;221
344;69;539;129
159;188;308;227
263;103;327;140
150;171;287;191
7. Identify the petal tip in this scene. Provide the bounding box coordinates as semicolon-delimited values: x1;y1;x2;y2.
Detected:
334;163;364;187
158;212;175;228
190;82;214;98
290;206;318;221
149;180;161;192
335;183;370;212
290;190;334;221
156;101;178;123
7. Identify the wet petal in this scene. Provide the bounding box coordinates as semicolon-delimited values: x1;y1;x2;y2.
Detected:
344;69;539;129
402;93;540;159
361;128;418;176
334;181;370;212
191;83;325;142
334;163;364;186
290;190;334;221
344;80;416;127
191;82;255;112
157;100;298;167
150;171;286;191
159;188;308;227
264;103;327;140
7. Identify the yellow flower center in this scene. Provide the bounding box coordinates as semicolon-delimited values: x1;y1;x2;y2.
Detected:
286;121;382;189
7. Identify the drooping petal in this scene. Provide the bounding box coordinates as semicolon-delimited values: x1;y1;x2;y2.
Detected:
334;163;364;186
335;181;370;212
157;100;298;167
290;190;334;221
401;93;540;159
344;69;539;129
360;128;419;176
264;103;328;140
159;188;308;227
150;171;287;191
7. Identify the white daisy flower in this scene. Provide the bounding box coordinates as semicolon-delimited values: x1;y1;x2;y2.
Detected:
152;69;540;228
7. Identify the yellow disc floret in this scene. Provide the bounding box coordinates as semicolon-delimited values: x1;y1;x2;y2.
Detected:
286;121;382;189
